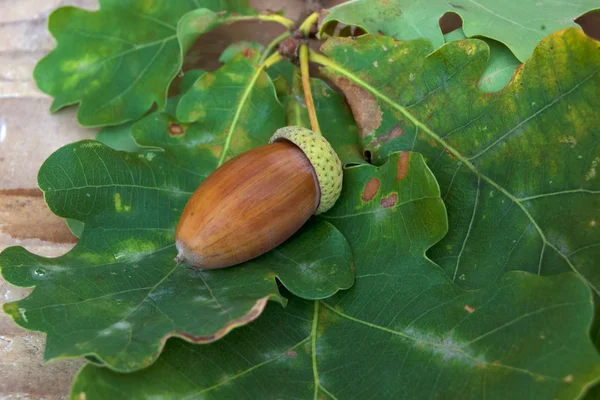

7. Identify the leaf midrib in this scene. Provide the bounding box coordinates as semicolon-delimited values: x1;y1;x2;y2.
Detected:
93;41;169;114
316;53;600;294
320;301;568;382
462;0;540;35
217;62;266;167
45;183;192;196
180;338;311;399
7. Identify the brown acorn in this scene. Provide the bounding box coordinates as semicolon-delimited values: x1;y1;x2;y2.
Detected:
175;126;343;269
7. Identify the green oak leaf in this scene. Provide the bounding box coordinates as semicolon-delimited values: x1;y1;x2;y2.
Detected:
444;28;520;93
67;69;208;238
34;0;256;127
66;123;141;240
71;152;600;399
96;122;144;153
319;0;599;62
0;53;354;372
176;50;283;163
316;28;600;294
94;68;206;152
215;39;296;101
65;218;85;239
267;61;296;85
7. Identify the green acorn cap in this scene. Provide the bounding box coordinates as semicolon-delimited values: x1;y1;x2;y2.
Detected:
270;126;343;214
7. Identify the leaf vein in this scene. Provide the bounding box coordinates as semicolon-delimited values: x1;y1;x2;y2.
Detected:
181;338;311;399
453;175;480;281
321;302;564;381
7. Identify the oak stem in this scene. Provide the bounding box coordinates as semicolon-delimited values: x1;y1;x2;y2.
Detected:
299;43;321;135
262;51;284;69
250;13;295;28
299;11;319;36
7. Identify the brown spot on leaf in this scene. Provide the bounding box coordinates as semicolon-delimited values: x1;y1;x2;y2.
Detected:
444;149;455;159
168;123;185;137
396;152;410;181
286;350;298;357
380;193;398;208
464;305;475;314
427;138;439;148
371;123;404;146
333;77;382;138
241;48;255;58
563;375;573;383
362;178;381;201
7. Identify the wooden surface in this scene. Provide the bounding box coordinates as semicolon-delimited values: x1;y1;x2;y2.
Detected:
0;1;597;399
0;1;94;398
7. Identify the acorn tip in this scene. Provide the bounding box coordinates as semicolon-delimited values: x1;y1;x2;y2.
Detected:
174;253;184;264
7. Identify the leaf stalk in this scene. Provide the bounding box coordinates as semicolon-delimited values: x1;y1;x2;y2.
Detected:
254;13;295;28
299;43;321;135
299;11;320;37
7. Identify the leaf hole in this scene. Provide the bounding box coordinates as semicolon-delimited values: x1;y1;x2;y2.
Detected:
439;12;463;34
576;11;600;41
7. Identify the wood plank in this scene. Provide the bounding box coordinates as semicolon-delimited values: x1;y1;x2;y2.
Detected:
0;189;79;400
0;189;77;244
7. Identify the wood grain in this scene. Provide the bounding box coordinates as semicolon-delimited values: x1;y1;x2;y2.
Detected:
0;189;77;244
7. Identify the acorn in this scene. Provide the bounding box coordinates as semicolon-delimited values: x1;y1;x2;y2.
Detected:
174;126;343;269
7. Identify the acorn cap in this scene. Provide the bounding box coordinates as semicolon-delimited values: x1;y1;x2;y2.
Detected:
270;126;343;214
